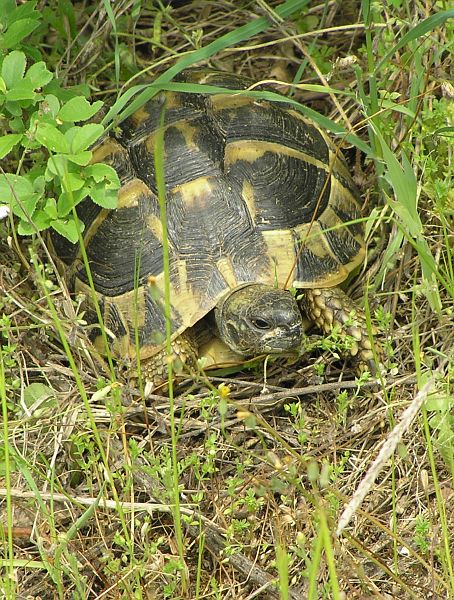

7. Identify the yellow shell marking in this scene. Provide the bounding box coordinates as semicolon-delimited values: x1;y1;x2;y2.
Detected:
260;229;299;289
117;179;151;209
224;140;330;172
215;257;240;289
210;94;256;111
146;214;164;241
241;180;256;223
91;138;126;164
174;176;213;207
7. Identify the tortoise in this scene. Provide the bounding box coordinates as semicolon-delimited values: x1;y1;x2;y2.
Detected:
50;69;377;385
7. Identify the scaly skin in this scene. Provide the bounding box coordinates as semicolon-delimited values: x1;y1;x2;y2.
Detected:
136;331;198;388
299;287;378;373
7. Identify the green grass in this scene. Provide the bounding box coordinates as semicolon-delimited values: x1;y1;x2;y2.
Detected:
1;0;453;598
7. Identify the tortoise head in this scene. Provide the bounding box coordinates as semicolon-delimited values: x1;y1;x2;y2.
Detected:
214;283;303;357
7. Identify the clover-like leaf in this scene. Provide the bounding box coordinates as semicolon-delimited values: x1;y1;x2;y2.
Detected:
88;181;119;209
57;187;89;217
1;50;26;88
0;133;22;159
35;121;69;153
26;61;53;89
0;19;40;50
58;97;103;122
69;123;104;153
51;216;84;244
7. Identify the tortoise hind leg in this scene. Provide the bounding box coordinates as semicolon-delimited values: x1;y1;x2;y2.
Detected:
299;287;378;373
137;332;198;388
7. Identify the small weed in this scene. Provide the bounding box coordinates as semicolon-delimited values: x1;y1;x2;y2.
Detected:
413;514;431;555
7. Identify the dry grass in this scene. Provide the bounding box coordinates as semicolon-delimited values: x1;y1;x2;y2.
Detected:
1;1;453;598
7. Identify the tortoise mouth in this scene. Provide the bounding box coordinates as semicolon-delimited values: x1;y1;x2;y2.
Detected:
260;324;303;354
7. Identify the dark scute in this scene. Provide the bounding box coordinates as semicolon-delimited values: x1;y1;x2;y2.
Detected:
176;69;258;92
227;152;331;229
332;205;363;237
128;117;223;192
130;291;181;345
216;103;329;162
168;177;270;299
319;222;361;265
107;301;128;339
84;298;104;342
50;201;104;265
294;236;340;283
77;194;165;297
119;94;206;147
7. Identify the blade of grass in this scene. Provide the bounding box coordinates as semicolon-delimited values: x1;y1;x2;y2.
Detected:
373;127;442;312
102;0;120;89
0;346;14;598
103;81;373;155
375;9;454;74
276;541;290;600
153;87;187;592
102;0;311;125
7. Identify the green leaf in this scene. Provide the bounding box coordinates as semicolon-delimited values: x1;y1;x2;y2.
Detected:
10;192;39;221
35;121;69;153
17;210;50;234
69;123;104;153
7;1;39;23
41;94;61;118
58;97;103;122
0;19;40;50
51;216;84;243
0;173;33;200
66;151;92;166
25;61;53;89
32;175;46;195
57;187;88;217
88;181;119;209
425;394;452;412
1;0;17;20
8;116;25;133
5;100;24;116
46;154;68;178
6;80;37;101
375;129;420;237
43;197;58;220
375;130;443;313
0;133;22;159
1;50;26;88
23;383;57;409
86;163;120;185
63;172;85;192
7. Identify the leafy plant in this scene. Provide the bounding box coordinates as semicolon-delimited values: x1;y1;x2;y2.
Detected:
0;2;119;242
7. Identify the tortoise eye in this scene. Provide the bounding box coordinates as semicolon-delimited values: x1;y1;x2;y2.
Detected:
251;317;272;330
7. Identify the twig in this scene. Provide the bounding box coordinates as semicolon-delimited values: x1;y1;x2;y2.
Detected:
336;374;437;536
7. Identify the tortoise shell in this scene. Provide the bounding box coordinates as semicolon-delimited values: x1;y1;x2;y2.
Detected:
51;70;365;363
